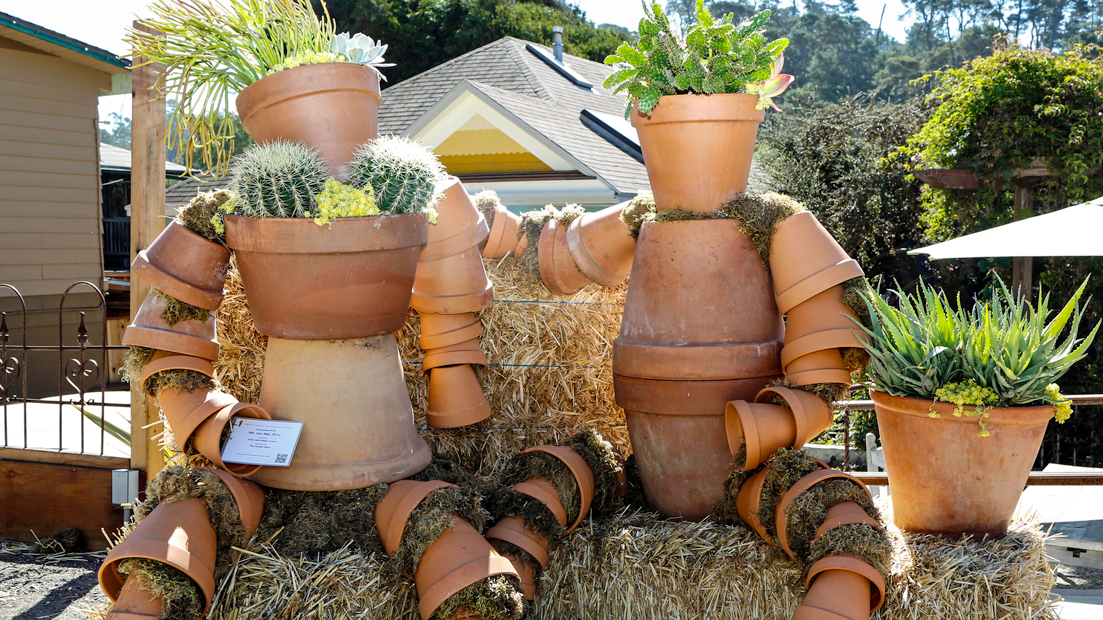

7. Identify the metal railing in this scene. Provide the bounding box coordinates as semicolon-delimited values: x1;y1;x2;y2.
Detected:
0;282;129;457
102;217;131;271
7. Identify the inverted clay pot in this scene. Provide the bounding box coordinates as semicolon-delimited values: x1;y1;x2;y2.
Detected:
776;468;872;559
725;400;797;472
565;201;636;287
512;478;569;528
422;338;488;371
193;402;273;478
538;219;590;295
735;464;774;544
139;352;215;393
770;212;864;315
225;213;427;340
377;480;457;557
793;553;886;620
132;221;230;310
236;62;381;181
757;386;834;451
871;390;1054;538
426;364;492;429
156;387;238;450
106;575;163;619
482;203;522;259
814;501;882;541
523;445;596;533
616;375;778;521
99;498;218;613
785;348;852;387
781;286;864;368
248;335;432;491
421;178;489;261
419;319;483;351
631;93;764;213
419;312;480;342
122;289;219;360
486;516;550;600
411;248;494;314
198;467;266;538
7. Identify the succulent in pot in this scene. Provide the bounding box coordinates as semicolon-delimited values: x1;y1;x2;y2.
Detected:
857;278;1098;537
604;1;792;212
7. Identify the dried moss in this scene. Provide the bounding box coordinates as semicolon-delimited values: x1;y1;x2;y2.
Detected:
621;454;649;512
620;191;656;240
779;478;879;562
490;487;564;542
808;523;893;579
767;377;852;408
153;289;211;327
255;484;390;558
121;346;157;387
409;456;488;496
135;466;249;581
518;205;558;281
493;539;543;575
754;449;821;542
429;574;524;620
392;486;488;578
117;557;203;620
840;277;874;332
556;203;585;226
148;370;217;400
710;445;755;526
565;429;624;519
175;189;234;245
499;451;581;527
474;190;502;253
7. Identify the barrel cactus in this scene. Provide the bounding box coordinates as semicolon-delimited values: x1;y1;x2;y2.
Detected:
348;136;445;217
229;140;331;218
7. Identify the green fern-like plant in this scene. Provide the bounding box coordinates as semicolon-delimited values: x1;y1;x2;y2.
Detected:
604;1;787;117
348;136;445;219
229;140;331;218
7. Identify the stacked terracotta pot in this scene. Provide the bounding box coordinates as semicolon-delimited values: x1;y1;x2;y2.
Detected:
536;202;637;295
725;385;834;472
769;211;865;386
412;178;495;429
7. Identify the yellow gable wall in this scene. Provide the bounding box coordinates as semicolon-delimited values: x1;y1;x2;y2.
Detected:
434;127;553;175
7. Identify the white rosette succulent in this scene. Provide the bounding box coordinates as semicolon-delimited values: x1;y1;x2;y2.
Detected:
331;32;395;79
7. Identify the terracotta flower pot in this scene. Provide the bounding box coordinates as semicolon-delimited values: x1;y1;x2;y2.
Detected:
122;290;219;360
225;213;427;340
757;386;834;450
565;201;636;287
132;221;231;311
422;338;488;371
769;212;864;315
486;516;551;600
785;348;852;387
776;468;872;559
420;312;480;340
781;286;864;367
410;248;494;314
377;480;457;558
139;352;215;392
735;465;774;544
193;402;272;478
106;575;163;619
426;364;492;429
514;230;529;257
813;501;882;541
156;387;238;450
631;93;764;213
511;478;569;527
871;390;1054;538
538;219;590;295
248;335;432;491
421;178;489;262
523;445;596;533
419;320;483;351
482;204;522;259
236;62;381;182
99;498;218;612
793;554;886;620
198;467;266;538
725;401;797;472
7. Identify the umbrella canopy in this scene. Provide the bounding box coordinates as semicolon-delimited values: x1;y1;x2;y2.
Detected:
909;197;1103;260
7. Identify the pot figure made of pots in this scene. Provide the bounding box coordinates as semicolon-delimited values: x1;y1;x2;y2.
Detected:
631;93;764;213
538;219;591;295
235;62;381;182
98;498;218;613
793;553;886;620
426;364;492;429
776;468;873;559
615;374;778;520
132;221;230;310
482;203;522;259
871;390;1054;538
248;335;432;491
122;289;219;360
769;212;864;315
614;219;784;382
565;201;636;287
225;213;427;340
197;467;266;538
410;248;494;314
421;178;489;262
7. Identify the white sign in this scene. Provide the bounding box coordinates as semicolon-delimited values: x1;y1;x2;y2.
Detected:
220;418;304;467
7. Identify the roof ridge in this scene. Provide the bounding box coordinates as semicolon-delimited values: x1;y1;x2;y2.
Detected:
383;37;519;93
501;39;558;105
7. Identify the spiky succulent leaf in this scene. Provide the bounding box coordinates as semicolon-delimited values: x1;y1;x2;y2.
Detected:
348;136;446;217
229;140;330;219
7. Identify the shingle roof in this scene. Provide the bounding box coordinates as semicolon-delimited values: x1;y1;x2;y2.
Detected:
100;143;189;176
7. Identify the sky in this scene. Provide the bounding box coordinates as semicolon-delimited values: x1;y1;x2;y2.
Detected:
0;0;912;127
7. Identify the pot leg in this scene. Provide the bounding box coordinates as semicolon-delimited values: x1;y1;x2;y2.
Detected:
106;576;163;620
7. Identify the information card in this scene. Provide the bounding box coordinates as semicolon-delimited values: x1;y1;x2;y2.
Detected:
220;418;304;467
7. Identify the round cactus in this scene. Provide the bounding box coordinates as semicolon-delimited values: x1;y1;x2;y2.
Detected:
229;140;331;218
348;136;445;216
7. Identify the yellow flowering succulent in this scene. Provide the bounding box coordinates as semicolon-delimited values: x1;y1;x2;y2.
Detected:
1046;383;1073;423
270;51;346;74
311;178;379;227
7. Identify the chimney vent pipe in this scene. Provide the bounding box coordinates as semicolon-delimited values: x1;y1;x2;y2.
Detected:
553;26;564;62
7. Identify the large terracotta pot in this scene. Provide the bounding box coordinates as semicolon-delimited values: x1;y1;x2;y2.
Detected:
122;289;219;360
482;204;522;259
248;335;432;491
99;499;217;612
236;62;381;182
769;212;864;315
793;554;885;620
106;576;163;619
538;219;590;295
421;178;489;261
871;391;1053;537
565;202;635;287
410;248;494;314
132;221;230;311
776;468;872;559
225;213;427;339
199;467;266;538
631;93;764;213
426;364;491;429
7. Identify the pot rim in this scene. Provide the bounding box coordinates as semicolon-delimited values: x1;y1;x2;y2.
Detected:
805;552;886;612
225;212;428;254
869;390;1055;427
237;62;382;118
776;468;871;559
522;445;595;534
377;480;456;557
631;92;765;127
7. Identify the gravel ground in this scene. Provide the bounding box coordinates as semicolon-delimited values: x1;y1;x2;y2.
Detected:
0;542;108;620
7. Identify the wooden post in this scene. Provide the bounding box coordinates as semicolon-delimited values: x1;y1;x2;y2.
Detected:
130;21;167;478
1011;184;1034;302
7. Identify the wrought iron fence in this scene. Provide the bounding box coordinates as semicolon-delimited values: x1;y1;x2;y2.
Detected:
0;282;130;458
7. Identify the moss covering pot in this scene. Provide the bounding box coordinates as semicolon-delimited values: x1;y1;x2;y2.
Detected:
769;211;864;315
426;364;492;429
564;201;636;287
871;391;1054;537
225;213;427;339
198;467;266;539
122;289;219;360
522;445;595;534
132;221;230;311
814;501;882;541
537;218;591;295
793;553;886;620
775;468;873;559
235;62;381;182
421;178;489;261
485;478;567;600
631;94;764;213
